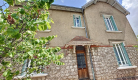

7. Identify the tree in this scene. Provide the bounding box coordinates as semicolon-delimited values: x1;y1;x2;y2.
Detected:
0;0;64;79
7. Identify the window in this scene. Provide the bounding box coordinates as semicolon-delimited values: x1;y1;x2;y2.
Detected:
37;14;51;32
21;59;44;76
73;15;82;27
113;43;132;67
103;15;118;31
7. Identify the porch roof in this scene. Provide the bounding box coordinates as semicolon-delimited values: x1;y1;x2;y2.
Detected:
65;36;101;47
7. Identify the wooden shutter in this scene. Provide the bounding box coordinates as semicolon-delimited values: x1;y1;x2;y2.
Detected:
102;15;109;30
73;15;76;26
21;59;27;76
121;43;132;66
110;16;118;31
79;16;82;27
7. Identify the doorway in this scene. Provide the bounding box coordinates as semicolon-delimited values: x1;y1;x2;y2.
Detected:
76;46;89;80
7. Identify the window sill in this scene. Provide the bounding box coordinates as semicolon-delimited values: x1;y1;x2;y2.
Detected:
117;66;137;70
37;30;51;33
72;26;85;29
106;30;122;33
14;73;48;79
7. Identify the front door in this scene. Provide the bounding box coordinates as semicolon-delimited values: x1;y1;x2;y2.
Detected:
76;46;89;79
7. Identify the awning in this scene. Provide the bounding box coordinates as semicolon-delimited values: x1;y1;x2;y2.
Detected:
65;36;101;47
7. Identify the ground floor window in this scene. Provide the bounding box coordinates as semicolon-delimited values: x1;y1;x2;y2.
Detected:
21;59;44;76
113;43;132;66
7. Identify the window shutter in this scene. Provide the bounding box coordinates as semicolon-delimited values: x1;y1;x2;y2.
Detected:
73;15;76;26
110;16;118;31
121;43;132;66
21;59;27;76
102;15;109;30
113;46;120;66
79;16;82;27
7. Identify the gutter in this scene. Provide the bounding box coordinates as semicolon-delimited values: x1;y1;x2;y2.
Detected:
82;9;96;80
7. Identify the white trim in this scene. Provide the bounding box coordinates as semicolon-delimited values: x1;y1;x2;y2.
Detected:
106;30;122;33
108;18;114;30
14;73;48;79
73;45;76;53
114;44;123;65
118;44;127;64
117;66;137;70
112;1;116;6
73;15;81;27
72;26;85;29
37;30;51;33
112;41;124;44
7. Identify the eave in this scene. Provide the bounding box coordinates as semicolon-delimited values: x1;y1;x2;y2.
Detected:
82;0;130;15
50;4;82;12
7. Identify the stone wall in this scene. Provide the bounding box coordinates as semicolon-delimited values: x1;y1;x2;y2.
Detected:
1;46;138;80
89;47;138;80
42;49;78;80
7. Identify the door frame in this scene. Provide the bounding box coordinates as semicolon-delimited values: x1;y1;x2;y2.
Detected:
75;46;89;79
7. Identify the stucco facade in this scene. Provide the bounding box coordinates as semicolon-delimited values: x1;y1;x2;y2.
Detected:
36;10;86;46
84;2;137;46
7;0;138;80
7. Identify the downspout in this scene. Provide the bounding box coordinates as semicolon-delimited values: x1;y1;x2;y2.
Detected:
82;9;96;80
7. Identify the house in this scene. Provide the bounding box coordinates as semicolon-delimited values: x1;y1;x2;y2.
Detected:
10;0;138;80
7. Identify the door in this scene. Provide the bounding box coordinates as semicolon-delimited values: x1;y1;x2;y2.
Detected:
76;46;89;79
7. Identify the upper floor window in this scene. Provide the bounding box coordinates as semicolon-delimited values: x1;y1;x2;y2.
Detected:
73;15;82;27
103;15;118;31
113;43;132;67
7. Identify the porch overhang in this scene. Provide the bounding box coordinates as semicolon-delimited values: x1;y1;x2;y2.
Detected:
64;36;101;53
65;36;101;48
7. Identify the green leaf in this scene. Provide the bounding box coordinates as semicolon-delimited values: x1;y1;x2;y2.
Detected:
15;71;19;75
0;35;5;44
7;63;12;67
12;33;21;39
4;0;14;5
7;28;19;35
11;13;19;20
4;8;10;13
46;22;51;29
30;26;37;31
28;50;34;57
3;69;11;77
0;66;2;71
0;26;5;33
19;8;25;14
44;24;48;30
23;5;30;10
8;52;16;58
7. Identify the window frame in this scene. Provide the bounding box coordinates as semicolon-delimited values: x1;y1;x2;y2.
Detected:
112;42;132;67
21;59;44;76
103;15;118;31
37;13;51;32
73;15;82;27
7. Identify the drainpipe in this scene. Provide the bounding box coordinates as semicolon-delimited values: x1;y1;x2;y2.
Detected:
82;9;96;80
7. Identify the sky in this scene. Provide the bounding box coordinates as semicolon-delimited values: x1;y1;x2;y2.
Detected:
0;0;138;36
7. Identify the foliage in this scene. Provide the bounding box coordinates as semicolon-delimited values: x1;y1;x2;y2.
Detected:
0;0;64;79
134;36;138;50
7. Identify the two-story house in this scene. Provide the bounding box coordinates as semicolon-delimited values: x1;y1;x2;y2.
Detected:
11;0;138;80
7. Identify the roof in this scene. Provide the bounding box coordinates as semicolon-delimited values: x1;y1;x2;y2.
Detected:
50;4;82;12
82;0;130;15
65;36;101;47
51;0;130;15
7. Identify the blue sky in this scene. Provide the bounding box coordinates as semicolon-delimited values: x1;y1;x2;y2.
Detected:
0;0;138;36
